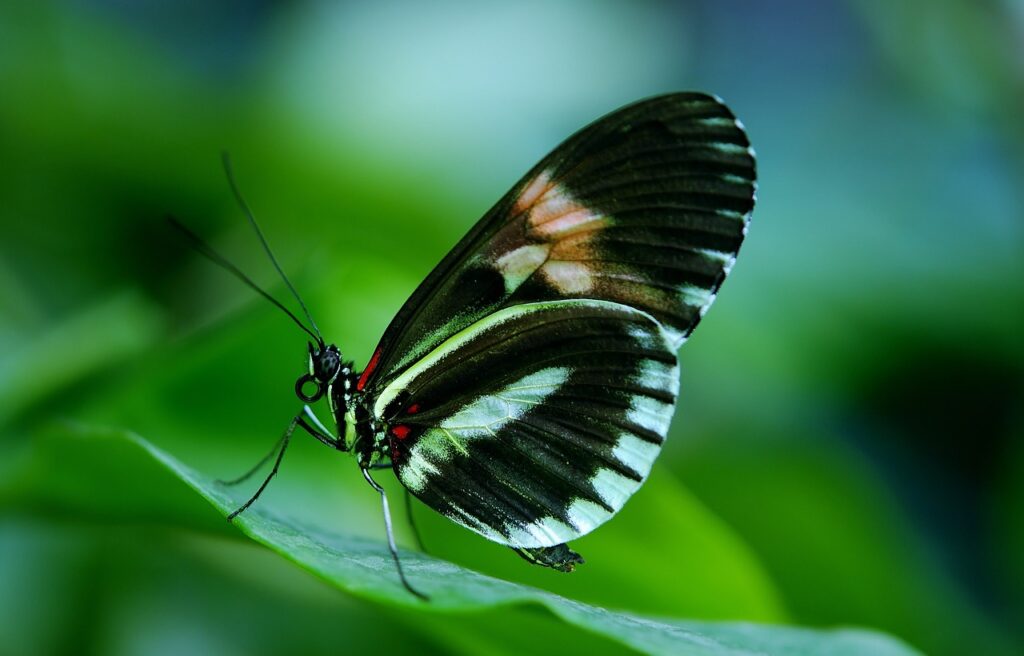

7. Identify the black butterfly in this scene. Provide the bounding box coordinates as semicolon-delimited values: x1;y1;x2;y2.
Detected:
173;92;756;600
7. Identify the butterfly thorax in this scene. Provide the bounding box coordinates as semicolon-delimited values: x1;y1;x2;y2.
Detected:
332;386;387;465
323;366;353;448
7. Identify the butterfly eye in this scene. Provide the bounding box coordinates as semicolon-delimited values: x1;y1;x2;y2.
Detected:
295;373;323;403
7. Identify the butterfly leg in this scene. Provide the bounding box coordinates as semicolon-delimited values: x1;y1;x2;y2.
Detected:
218;406;339;488
221;406;343;520
361;467;429;601
298;405;343;448
403;489;427;553
364;465;427;553
217;432;287;487
224;414;297;521
513;544;585;572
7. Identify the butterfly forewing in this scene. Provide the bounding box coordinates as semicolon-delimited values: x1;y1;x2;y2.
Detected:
362;92;755;393
375;300;678;547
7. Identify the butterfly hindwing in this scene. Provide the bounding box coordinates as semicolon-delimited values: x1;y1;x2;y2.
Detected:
362;92;756;393
374;300;678;547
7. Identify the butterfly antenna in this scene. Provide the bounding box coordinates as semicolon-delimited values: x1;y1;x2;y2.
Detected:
221;152;324;346
167;215;322;345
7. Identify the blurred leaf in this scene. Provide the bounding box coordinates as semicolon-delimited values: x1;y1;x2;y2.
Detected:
0;518;457;656
676;430;1018;656
0;291;162;429
34;422;922;656
991;418;1024;636
852;0;1024;123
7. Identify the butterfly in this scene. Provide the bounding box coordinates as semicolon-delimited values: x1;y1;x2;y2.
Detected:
172;92;756;600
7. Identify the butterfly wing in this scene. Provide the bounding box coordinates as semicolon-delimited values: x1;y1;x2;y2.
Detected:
373;300;678;548
357;92;755;547
357;93;756;395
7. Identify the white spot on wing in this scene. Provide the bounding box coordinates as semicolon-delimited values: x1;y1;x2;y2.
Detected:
636;359;680;397
440;366;570;436
507;516;577;547
721;254;738;276
496;244;550;293
401;452;440;493
694;116;738;129
541;261;594;293
695;247;733;266
566;498;610;534
612;434;660;478
399;367;570;495
679;284;713;308
697;293;718;317
626;394;673;436
591;468;640;511
716;208;747;222
717;173;751;187
710;142;751;156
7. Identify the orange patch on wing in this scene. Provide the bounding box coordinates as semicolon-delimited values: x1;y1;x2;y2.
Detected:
526;195;574;230
524;182;607;240
535;208;607;238
514;170;556;215
509;172;614;296
550;232;599;260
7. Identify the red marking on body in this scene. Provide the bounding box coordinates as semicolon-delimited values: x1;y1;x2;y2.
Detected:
356;348;381;391
391;424;411;440
407;403;420;414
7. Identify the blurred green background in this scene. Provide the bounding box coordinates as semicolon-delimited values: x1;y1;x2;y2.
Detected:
1;1;1022;654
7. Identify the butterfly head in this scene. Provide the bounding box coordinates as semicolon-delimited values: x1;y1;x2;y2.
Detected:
295;342;342;403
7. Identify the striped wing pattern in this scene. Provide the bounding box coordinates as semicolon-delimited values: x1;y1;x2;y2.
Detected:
357;93;755;548
374;301;678;548
367;92;756;388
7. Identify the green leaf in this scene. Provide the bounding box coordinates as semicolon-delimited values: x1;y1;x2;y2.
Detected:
674;429;1019;656
36;422;922;656
0;292;162;428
